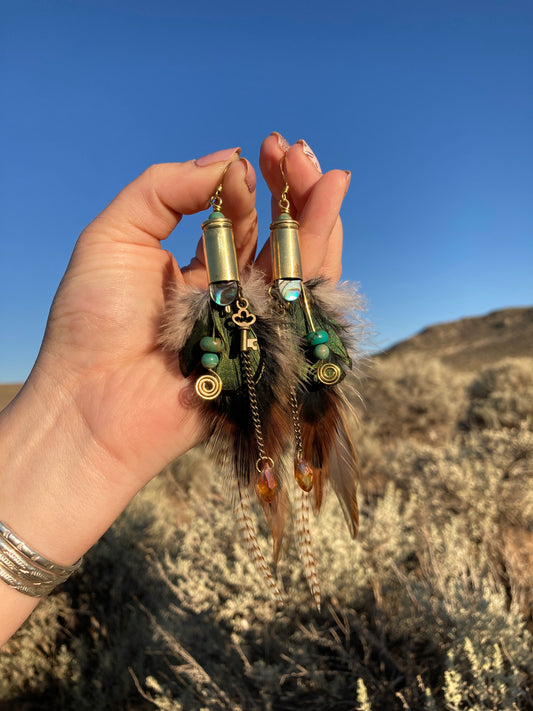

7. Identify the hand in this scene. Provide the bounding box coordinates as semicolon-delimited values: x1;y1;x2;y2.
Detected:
34;148;258;480
0;135;350;645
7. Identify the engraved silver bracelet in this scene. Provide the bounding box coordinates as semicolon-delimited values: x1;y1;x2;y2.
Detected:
0;521;82;598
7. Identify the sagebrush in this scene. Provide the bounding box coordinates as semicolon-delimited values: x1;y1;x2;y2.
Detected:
1;355;532;710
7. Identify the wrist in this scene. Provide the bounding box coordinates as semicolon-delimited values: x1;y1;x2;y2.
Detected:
0;365;136;567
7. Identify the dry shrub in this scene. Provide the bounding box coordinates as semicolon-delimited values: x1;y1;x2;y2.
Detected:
2;352;533;710
462;357;533;430
0;593;79;702
360;355;467;444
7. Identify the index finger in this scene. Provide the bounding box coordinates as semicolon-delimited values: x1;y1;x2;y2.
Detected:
257;137;349;281
82;148;243;249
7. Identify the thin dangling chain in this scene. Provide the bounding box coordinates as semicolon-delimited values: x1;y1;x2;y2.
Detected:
289;387;304;462
231;295;276;501
241;348;267;464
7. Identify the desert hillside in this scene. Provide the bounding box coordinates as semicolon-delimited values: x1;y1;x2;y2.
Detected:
379;306;533;370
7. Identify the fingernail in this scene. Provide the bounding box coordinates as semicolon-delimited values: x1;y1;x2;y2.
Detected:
344;170;351;196
195;147;241;167
240;158;256;193
270;131;290;152
297;139;322;173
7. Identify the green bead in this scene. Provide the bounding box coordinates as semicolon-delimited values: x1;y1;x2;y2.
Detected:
307;330;329;346
313;344;330;360
207;210;225;221
276;212;292;221
200;336;223;353
201;352;219;368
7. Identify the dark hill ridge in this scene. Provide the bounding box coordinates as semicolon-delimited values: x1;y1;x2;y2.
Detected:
378;306;533;371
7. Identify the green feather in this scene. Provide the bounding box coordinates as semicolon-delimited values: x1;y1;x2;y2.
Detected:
180;305;261;392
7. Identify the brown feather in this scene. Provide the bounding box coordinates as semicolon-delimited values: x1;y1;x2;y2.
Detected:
159;267;366;605
293;487;321;611
293;280;364;540
328;396;360;538
234;482;283;603
300;388;342;513
159;268;297;603
258;484;291;565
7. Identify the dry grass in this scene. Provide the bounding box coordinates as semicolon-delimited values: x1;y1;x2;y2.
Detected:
1;347;532;710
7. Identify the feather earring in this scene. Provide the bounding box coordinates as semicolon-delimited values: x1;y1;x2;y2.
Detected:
160;168;294;600
269;162;363;609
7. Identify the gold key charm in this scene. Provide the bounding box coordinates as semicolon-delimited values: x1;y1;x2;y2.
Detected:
231;298;258;352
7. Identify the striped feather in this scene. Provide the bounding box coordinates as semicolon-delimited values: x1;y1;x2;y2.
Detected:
234;482;283;603
293;487;321;611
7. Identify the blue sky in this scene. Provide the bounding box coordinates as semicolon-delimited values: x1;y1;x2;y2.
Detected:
1;0;532;382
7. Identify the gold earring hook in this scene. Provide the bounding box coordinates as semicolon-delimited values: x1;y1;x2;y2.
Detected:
210;161;234;211
279;156;291;214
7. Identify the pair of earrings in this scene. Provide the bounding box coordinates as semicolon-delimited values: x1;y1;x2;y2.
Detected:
160;161;361;609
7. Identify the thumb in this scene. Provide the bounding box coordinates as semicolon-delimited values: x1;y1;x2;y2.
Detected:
82;148;242;249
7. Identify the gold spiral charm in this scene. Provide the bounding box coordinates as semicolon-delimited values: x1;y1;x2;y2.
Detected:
195;372;223;400
316;362;342;385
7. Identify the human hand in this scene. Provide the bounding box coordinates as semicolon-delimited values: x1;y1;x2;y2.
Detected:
34;148;258;481
0;149;257;587
0;135;350;642
2;134;350;542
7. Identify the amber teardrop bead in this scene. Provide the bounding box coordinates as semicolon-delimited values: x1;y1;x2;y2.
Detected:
256;464;278;503
294;459;314;492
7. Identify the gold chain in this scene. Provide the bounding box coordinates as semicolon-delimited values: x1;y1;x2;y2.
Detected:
241;350;267;462
290;387;304;461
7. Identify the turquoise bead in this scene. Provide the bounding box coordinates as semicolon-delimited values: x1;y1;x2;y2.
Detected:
313;344;330;360
207;210;225;220
307;330;329;346
200;336;223;353
201;352;219;369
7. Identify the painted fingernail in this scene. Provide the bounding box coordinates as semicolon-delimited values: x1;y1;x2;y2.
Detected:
195;147;241;167
240;157;256;193
270;131;290;152
344;170;351;196
297;139;322;173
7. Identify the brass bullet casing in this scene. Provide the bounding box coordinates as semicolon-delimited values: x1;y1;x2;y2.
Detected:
201;213;240;284
270;215;303;281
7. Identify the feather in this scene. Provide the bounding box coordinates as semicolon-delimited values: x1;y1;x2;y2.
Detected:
276;277;363;535
234;482;283;603
293;487;321;611
160;267;296;592
160;218;365;607
329;386;360;539
257;469;292;565
299;380;360;538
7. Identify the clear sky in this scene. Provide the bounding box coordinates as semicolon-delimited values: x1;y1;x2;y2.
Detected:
1;0;532;382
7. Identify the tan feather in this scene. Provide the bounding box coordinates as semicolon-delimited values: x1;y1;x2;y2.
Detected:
328;396;360;538
234;482;283;604
293;487;321;611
